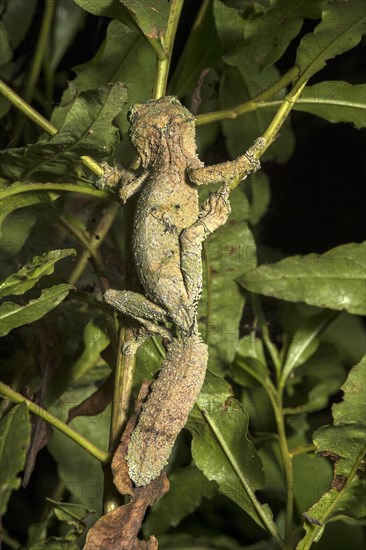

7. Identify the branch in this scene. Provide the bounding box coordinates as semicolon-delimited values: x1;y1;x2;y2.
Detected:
0;381;111;465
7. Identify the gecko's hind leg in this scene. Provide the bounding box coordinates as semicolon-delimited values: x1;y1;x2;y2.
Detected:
104;289;172;340
180;185;231;315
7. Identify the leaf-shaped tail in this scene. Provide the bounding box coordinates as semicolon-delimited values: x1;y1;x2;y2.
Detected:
127;337;208;486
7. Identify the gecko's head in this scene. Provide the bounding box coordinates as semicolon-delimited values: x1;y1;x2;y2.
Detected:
128;96;197;167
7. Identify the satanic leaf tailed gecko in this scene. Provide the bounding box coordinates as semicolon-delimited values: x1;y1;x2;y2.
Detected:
103;96;262;486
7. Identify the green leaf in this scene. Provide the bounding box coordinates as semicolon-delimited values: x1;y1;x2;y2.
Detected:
243;169;271;225
48;387;111;513
75;0;169;38
285;347;346;415
280;310;338;386
239;242;366;315
48;319;109;402
144;466;210;536
186;372;275;531
47;2;86;71
293;81;366;129
0;22;13;65
0;189;52;236
170;0;223;98
52;20;155;142
0;403;31;516
0;283;73;337
1;0;37;50
222;0;325;69
220;64;295;163
296;0;366;87
117;0;169;38
0;83;127;183
198;187;256;373
0;249;76;299
297;355;366;548
47;498;92;524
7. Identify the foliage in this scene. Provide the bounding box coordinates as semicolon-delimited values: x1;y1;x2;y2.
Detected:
0;1;365;549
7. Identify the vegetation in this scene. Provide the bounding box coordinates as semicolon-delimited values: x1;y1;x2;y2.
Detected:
0;1;365;548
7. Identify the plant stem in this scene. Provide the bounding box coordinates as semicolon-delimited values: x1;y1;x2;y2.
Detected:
0;79;104;178
268;386;294;549
252;295;281;380
290;444;316;457
108;327;136;454
0;182;114;201
195;67;299;125
153;0;184;99
104;327;139;511
11;0;56;146
0;381;110;464
60;204;120;352
0;78;57;136
66;203;119;287
228;76;308;192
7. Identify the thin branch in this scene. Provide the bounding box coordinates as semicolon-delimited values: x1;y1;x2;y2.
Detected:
0;182;114;201
195;67;299;126
11;0;56;145
0;381;111;465
153;0;184;99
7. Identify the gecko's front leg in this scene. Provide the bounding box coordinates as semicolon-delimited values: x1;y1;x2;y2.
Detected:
180;185;231;326
98;162;149;203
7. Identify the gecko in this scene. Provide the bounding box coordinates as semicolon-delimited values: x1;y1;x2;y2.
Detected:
103;96;263;486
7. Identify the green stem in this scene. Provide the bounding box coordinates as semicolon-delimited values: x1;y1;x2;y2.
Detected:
65;203;119;287
103;328;137;513
251;295;281;380
260;81;307;156
0;182;114;201
290;444;316;458
228;77;308;193
153;0;184;99
12;0;56;145
267;386;294;549
0;381;110;464
195;67;299;126
298;447;366;550
0;79;104;178
201;408;285;549
60;204;120;352
0;78;57;136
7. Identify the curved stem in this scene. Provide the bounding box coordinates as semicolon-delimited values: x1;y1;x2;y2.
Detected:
267;386;294;549
195;67;299;126
65;203;119;287
0;78;57;136
0;381;111;465
0;182;114;201
12;0;56;145
228;77;308;193
153;0;184;99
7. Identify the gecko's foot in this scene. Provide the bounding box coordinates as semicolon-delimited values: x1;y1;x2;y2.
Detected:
243;137;266;173
97;162;125;190
199;186;231;233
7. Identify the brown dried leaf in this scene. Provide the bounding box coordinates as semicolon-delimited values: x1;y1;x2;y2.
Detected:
84;473;169;549
23;324;60;487
67;372;114;423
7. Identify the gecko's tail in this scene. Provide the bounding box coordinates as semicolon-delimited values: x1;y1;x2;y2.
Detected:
127;336;208;486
